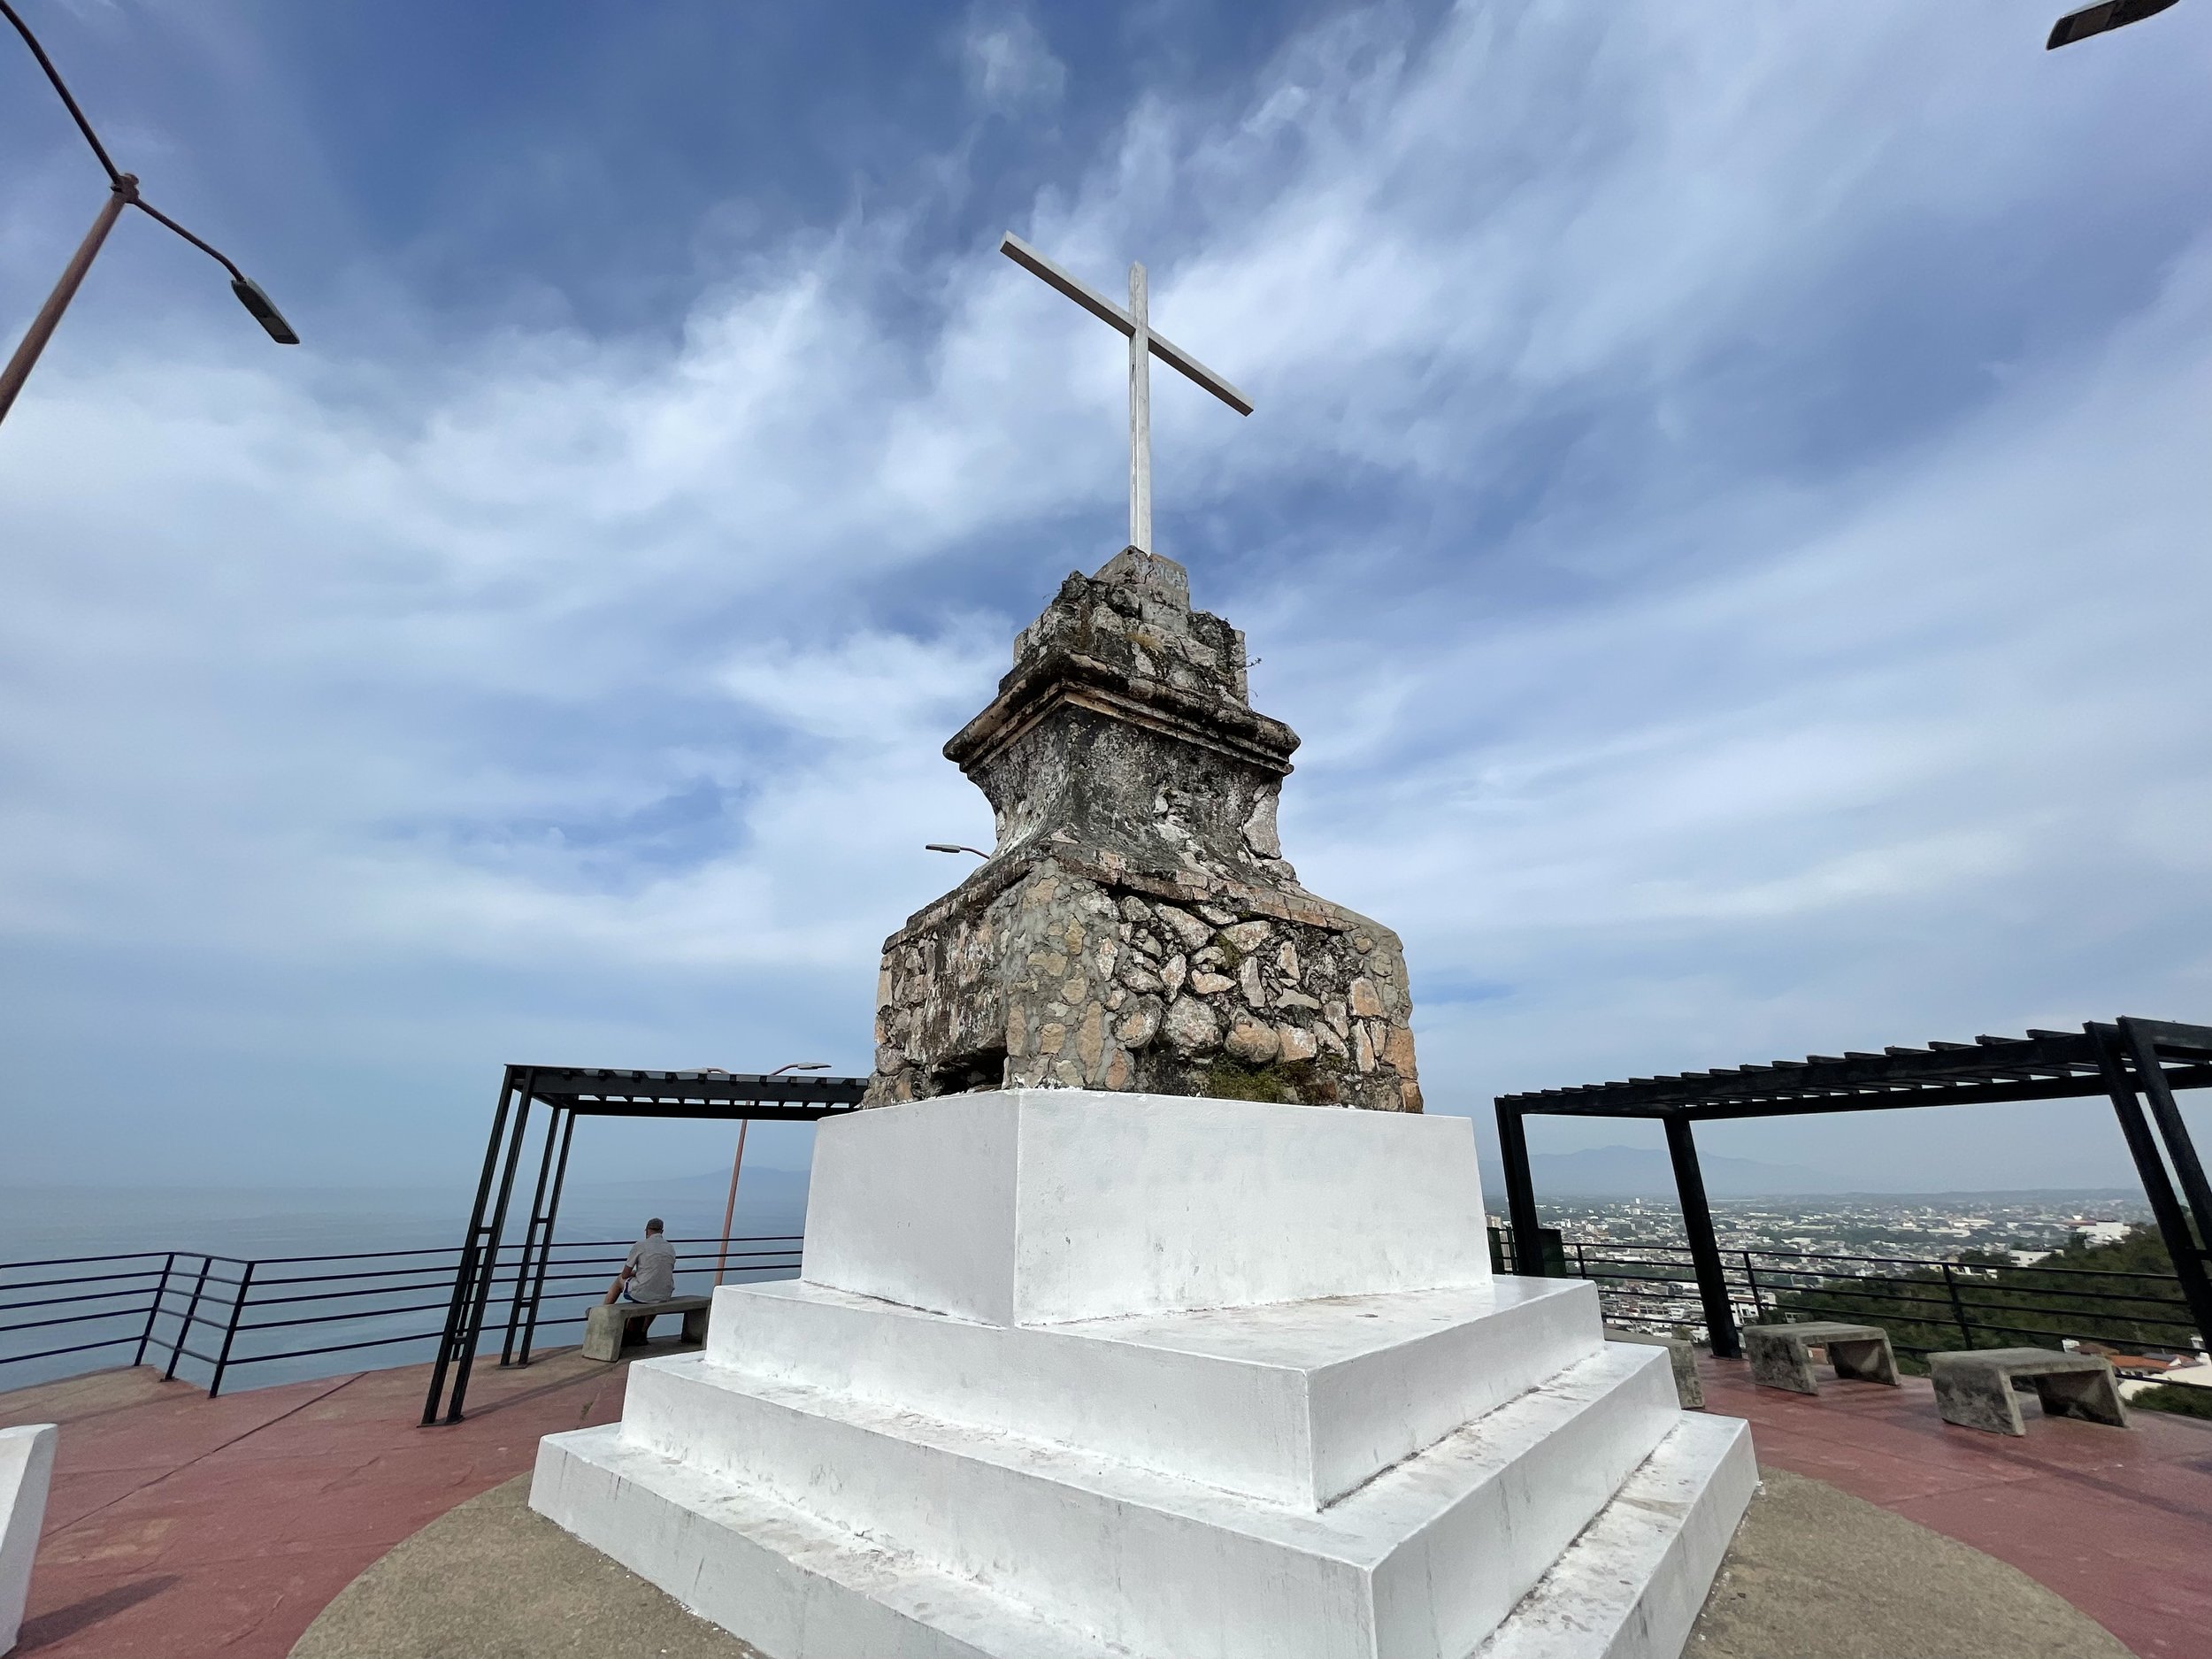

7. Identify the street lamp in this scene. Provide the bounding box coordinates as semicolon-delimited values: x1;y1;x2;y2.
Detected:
2047;0;2182;48
715;1062;830;1284
926;843;991;858
0;1;296;428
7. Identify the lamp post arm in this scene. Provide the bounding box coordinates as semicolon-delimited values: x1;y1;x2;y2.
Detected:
1;0;123;183
125;196;297;343
129;196;245;282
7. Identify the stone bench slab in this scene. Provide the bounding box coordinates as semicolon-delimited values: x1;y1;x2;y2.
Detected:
583;1295;712;1363
1742;1322;1899;1396
1928;1348;2128;1436
1604;1328;1702;1409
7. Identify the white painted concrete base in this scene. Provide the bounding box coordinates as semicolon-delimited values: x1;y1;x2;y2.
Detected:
0;1424;58;1657
532;1092;1753;1658
1473;1415;1756;1659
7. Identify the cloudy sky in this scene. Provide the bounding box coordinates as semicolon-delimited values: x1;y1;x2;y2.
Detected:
2;0;2208;1197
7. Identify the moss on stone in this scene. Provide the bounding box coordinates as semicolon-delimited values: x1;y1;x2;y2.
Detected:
1205;1056;1305;1102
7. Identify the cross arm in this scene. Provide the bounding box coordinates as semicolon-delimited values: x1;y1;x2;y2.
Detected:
1002;233;1130;337
1149;329;1252;418
1000;233;1252;417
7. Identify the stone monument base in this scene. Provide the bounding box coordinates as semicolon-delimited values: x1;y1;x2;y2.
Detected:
531;1091;1754;1658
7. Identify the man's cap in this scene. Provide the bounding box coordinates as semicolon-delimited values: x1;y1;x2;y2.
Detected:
646;1217;664;1232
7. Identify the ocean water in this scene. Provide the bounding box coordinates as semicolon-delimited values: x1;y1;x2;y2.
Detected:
0;1166;812;1395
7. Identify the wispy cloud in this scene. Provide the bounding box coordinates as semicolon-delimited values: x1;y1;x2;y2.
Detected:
959;2;1067;115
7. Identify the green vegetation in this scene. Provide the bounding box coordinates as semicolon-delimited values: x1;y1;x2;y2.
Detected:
2130;1383;2212;1419
1203;1056;1304;1102
1764;1226;2199;1371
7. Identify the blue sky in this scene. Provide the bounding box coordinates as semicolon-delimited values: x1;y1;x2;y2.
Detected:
2;0;2208;1196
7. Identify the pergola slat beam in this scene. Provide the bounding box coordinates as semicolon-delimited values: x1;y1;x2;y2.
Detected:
1493;1019;2212;1355
1497;1031;2199;1117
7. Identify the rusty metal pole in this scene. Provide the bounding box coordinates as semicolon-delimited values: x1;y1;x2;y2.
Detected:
716;1119;750;1286
0;176;134;426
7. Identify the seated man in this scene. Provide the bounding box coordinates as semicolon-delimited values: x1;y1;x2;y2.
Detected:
603;1217;678;1335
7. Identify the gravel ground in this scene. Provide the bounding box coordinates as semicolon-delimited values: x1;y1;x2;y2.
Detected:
290;1464;2131;1659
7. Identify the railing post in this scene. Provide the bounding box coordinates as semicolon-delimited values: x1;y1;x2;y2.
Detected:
133;1251;175;1368
165;1255;212;1381
1939;1261;1973;1349
208;1260;255;1399
1743;1251;1763;1325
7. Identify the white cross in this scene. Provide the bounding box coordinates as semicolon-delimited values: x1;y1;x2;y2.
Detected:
1001;233;1251;557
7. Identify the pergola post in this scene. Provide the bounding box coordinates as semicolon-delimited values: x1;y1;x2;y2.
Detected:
2120;1020;2212;1266
1495;1102;1544;1276
419;1064;871;1428
500;1103;566;1367
2093;1025;2212;1348
421;1067;520;1426
514;1109;578;1368
1664;1115;1740;1358
441;1068;536;1424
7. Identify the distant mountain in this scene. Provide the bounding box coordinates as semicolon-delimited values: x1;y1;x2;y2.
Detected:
1477;1145;1854;1199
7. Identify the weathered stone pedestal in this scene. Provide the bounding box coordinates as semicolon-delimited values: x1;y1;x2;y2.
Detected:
867;549;1422;1112
532;1091;1754;1658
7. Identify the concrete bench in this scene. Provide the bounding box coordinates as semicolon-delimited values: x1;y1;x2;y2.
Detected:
1604;1327;1702;1409
1743;1321;1899;1396
582;1294;712;1363
1929;1348;2128;1436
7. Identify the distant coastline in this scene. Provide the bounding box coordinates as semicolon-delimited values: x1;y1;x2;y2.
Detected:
0;1166;812;1267
0;1163;2152;1269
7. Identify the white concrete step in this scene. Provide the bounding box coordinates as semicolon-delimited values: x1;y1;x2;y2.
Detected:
802;1089;1494;1325
532;1426;1128;1659
601;1340;1680;1659
708;1274;1604;1508
1472;1413;1756;1659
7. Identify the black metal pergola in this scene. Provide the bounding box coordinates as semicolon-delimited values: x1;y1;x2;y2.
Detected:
420;1064;868;1425
1494;1018;2212;1360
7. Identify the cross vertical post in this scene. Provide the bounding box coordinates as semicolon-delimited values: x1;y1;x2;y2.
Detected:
1127;262;1151;552
999;233;1250;558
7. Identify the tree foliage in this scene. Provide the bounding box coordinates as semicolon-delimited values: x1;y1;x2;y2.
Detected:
2131;1382;2212;1419
1766;1227;2200;1371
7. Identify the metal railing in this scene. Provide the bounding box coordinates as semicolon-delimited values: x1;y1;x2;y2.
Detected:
1494;1232;2201;1359
19;1230;2193;1395
0;1234;802;1397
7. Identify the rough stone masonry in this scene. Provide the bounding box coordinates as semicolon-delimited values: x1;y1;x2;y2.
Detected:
865;547;1420;1111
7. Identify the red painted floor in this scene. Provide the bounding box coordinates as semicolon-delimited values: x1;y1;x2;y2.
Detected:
3;1347;2208;1656
1698;1353;2212;1659
0;1348;633;1658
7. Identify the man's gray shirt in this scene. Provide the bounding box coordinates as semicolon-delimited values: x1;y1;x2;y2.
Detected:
626;1233;677;1302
